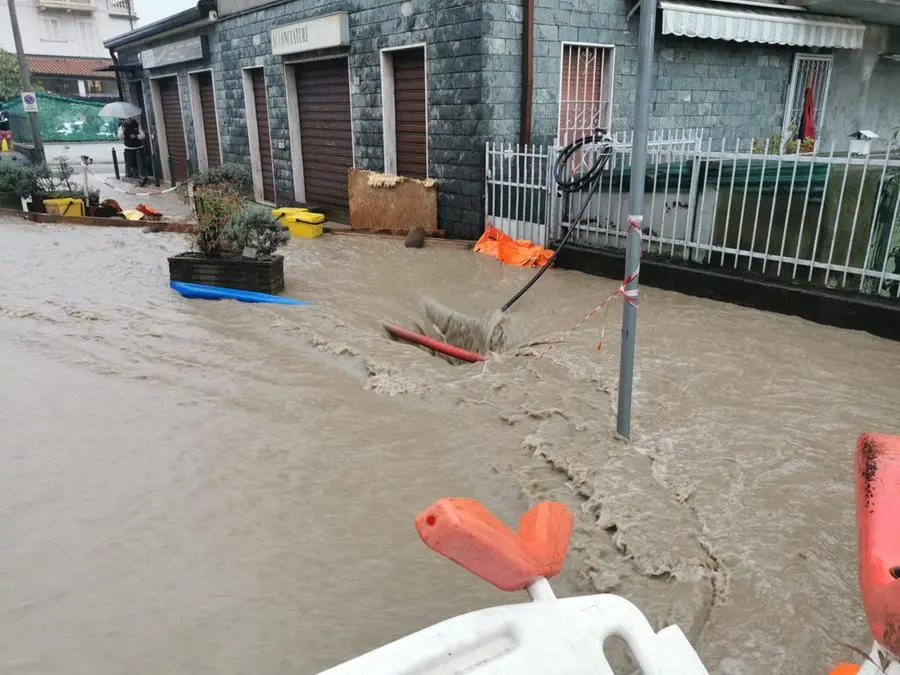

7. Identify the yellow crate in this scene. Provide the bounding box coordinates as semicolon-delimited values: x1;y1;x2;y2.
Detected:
287;220;323;239
44;198;84;217
271;207;326;225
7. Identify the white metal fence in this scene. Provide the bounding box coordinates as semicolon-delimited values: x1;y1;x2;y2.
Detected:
484;142;554;246
484;132;900;299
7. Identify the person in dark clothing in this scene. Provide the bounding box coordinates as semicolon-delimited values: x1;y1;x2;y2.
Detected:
118;117;145;179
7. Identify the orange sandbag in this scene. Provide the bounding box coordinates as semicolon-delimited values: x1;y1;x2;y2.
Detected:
474;225;553;268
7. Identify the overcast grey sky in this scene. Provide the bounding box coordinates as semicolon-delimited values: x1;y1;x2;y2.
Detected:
134;0;195;26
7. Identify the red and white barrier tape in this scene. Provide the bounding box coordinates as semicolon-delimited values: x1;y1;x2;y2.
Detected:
620;215;642;308
85;166;182;197
541;216;642;355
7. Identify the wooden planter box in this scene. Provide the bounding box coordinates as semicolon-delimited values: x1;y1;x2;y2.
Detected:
168;253;285;294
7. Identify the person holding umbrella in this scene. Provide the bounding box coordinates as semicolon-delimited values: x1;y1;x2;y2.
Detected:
117;116;145;178
100;101;145;180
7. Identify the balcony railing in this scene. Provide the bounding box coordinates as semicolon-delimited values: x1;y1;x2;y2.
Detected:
106;0;136;17
38;0;94;12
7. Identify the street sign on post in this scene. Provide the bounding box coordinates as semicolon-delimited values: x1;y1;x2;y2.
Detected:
21;92;37;113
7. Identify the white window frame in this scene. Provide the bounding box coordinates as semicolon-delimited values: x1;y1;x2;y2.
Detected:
782;53;833;142
379;43;428;177
41;17;63;42
556;42;616;146
241;66;275;204
187;68;222;172
75;19;97;57
282;54;356;204
149;74;188;185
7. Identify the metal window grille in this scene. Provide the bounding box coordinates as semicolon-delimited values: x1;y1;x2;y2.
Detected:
783;54;833;142
557;43;615;147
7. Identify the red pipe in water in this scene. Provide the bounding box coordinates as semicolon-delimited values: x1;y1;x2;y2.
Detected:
384;324;485;363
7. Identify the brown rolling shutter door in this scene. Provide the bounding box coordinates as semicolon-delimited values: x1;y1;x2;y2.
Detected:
295;58;353;216
392;48;427;179
198;72;220;169
158;77;188;182
251;68;276;203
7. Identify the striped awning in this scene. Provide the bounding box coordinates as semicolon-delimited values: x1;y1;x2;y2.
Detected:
660;1;866;50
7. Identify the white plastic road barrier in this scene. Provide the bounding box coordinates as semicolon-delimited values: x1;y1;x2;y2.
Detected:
851;644;900;675
320;583;708;675
318;499;709;674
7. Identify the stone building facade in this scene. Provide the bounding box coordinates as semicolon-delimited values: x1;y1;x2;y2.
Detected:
106;0;897;239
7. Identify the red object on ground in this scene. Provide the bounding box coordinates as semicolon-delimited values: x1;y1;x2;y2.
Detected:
855;433;900;656
414;498;573;591
384;323;485;363
136;203;161;216
101;198;123;213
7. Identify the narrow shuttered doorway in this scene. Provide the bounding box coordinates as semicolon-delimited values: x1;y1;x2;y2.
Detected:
392;47;426;179
295;57;353;219
250;68;276;203
197;71;220;169
158;77;188;182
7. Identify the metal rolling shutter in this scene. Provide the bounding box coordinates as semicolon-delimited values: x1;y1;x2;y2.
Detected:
198;72;220;169
251;68;276;203
295;57;353;216
392;48;427;179
158;77;188;182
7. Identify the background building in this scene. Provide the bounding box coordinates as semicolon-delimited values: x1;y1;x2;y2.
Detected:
0;0;138;99
106;0;900;238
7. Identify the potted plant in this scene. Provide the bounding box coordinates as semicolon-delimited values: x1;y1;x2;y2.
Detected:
191;163;254;199
28;157;99;214
168;189;290;294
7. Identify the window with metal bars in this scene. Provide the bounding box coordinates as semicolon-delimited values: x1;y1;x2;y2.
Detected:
782;54;832;143
557;43;615;146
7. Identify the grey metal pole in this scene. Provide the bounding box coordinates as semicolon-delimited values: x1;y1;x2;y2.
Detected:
6;0;44;162
616;0;657;438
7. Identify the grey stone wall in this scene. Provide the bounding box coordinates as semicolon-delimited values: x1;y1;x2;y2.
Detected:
209;0;486;238
118;0;849;239
483;0;796;146
821;25;900;148
120;32;214;180
121;1;487;238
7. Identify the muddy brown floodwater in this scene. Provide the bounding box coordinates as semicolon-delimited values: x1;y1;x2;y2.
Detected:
1;220;898;674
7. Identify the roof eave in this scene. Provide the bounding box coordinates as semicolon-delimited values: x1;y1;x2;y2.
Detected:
103;0;217;50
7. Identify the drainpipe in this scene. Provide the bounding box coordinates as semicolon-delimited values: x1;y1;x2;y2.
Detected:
109;49;124;100
520;0;534;145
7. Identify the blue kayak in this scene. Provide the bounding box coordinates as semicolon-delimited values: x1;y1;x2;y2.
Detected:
170;281;309;306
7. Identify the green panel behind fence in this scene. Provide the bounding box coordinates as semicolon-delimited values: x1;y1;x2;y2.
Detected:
2;92;118;144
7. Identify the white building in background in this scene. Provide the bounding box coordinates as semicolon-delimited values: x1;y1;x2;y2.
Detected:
0;0;138;99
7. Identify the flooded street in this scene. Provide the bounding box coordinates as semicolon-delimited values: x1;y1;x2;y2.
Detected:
1;220;898;674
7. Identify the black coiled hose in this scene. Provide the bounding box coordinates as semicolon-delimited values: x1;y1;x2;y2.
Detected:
501;131;614;313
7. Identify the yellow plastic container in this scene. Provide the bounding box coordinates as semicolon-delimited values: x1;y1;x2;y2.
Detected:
271;207;326;225
287;220;324;239
45;197;85;217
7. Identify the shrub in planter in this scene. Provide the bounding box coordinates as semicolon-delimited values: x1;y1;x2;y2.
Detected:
170;189;291;294
192;163;253;198
192;187;246;256
221;205;290;257
0;160;37;207
28;158;99;213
